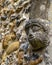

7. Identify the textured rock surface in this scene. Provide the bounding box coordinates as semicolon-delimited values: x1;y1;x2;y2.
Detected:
30;0;50;19
0;0;31;65
0;0;52;65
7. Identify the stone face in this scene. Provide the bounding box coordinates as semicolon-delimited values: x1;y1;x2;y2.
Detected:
25;19;49;51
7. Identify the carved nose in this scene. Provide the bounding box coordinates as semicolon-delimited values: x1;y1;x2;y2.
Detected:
28;34;33;39
29;33;32;36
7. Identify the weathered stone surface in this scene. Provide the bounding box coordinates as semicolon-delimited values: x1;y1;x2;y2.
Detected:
30;0;50;19
48;0;52;21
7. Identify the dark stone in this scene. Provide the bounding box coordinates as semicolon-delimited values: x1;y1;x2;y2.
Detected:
1;15;7;20
16;20;21;27
19;43;29;53
25;6;31;13
10;14;17;21
16;30;21;40
31;53;39;60
24;54;30;61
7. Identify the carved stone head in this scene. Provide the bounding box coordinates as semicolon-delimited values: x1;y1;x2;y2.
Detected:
25;19;49;51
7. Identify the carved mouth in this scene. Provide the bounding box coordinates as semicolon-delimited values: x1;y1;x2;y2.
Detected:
28;35;34;40
28;37;43;48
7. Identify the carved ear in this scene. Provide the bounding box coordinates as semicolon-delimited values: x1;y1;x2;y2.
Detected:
36;18;50;34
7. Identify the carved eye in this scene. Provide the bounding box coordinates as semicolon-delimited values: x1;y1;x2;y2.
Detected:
32;26;41;32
